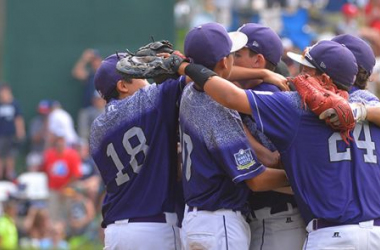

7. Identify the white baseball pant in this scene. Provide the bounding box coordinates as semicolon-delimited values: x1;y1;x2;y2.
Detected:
249;203;306;250
181;205;251;250
104;212;180;250
303;218;380;250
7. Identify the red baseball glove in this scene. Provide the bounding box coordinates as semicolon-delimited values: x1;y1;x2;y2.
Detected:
290;74;355;144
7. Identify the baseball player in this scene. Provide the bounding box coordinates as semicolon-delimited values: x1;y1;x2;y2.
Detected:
178;22;289;250
289;34;380;128
233;23;306;250
89;53;185;249
327;34;380;126
179;40;380;249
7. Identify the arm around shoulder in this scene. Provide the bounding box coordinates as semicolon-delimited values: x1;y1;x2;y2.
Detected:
245;168;289;192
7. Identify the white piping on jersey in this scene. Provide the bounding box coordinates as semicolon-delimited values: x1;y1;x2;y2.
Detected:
250;91;265;134
232;164;265;182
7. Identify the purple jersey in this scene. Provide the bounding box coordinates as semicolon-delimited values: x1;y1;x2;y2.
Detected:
179;83;265;212
244;82;297;211
90;77;186;228
246;90;380;224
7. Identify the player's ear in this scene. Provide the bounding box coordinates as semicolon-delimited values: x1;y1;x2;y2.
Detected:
320;73;331;84
116;80;129;95
255;54;266;68
219;56;229;69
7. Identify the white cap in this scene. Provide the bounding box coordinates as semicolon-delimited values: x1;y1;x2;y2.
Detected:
286;51;315;68
228;31;249;53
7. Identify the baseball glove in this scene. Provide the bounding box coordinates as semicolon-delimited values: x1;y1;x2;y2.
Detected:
291;74;355;144
134;40;174;56
116;51;187;81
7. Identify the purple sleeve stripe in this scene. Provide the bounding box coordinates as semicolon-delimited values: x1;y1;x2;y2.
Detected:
232;164;266;183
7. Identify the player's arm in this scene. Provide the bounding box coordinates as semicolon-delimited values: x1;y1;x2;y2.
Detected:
178;62;252;114
365;106;380;125
320;103;380;127
273;186;294;195
229;66;290;91
243;124;281;169
245;168;289;192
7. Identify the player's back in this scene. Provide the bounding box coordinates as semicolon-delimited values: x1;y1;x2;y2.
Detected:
179;83;264;212
90;79;183;228
247;90;380;224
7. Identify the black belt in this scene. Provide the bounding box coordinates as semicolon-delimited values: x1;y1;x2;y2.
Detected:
128;213;166;223
312;218;380;230
269;202;295;214
252;202;297;218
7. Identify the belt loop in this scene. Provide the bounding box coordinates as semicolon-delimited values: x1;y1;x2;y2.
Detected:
114;219;130;224
287;202;293;213
359;220;374;228
192;206;198;214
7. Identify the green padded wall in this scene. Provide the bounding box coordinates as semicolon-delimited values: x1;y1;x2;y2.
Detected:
3;0;174;128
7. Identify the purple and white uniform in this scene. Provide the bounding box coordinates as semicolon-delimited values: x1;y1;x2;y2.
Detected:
244;82;306;250
179;83;264;250
246;89;380;249
90;77;186;249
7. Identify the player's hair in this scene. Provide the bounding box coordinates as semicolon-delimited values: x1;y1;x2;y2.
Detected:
249;50;276;71
353;66;370;90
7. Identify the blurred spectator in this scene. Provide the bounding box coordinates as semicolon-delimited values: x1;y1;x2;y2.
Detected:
0;84;25;181
174;0;191;29
0;200;18;250
77;91;105;142
39;221;69;250
364;0;380;29
72;49;103;109
42;130;82;221
47;101;78;148
281;37;300;77
190;0;216;28
65;187;96;238
214;0;233;28
26;100;51;172
335;3;360;35
73;138;101;205
20;205;51;249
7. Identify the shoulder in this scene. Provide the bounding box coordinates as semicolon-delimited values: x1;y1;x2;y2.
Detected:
349;89;380;105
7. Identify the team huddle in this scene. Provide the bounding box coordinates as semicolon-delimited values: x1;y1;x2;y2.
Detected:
89;21;380;250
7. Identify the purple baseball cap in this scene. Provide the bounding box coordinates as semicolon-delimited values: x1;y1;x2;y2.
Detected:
332;34;375;75
94;53;126;100
237;23;283;66
184;22;248;69
287;40;358;88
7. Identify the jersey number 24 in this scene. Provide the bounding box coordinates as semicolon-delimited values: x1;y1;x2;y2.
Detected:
329;122;377;163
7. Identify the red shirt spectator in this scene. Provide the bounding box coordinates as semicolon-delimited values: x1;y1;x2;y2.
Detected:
42;132;81;190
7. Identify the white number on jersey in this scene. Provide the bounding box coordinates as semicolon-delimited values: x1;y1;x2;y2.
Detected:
329;122;377;163
181;132;193;181
106;127;149;186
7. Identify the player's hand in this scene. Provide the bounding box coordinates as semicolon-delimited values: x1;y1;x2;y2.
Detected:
263;71;290;91
319;108;341;127
82;49;97;62
319;102;367;126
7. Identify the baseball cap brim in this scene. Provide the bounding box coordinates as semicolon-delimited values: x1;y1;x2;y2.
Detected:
228;32;248;53
287;51;315;68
